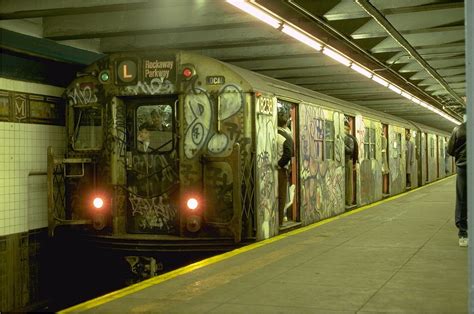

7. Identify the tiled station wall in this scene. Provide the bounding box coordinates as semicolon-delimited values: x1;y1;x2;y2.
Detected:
0;77;65;311
0;78;65;236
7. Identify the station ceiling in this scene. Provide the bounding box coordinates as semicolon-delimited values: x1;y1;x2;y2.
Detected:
0;0;466;132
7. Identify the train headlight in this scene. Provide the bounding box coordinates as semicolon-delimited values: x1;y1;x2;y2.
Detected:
93;197;104;209
186;198;199;211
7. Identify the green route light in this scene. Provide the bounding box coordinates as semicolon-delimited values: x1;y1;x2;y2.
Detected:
99;71;110;83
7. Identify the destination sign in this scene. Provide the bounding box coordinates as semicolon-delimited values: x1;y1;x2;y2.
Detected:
143;59;175;82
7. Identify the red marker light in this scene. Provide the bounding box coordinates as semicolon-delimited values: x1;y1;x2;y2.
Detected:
93;197;104;209
187;198;198;211
183;68;193;78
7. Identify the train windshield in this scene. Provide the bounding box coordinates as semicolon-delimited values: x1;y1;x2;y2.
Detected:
72;106;103;150
136;103;174;153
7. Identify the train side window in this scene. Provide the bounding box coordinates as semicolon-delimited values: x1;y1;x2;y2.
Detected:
364;128;370;159
430;137;435;157
397;133;402;158
315;118;324;160
363;127;376;159
72;106;103;150
136;104;173;153
324;120;334;160
370;128;376;159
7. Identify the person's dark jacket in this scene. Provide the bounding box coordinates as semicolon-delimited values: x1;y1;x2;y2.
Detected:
278;127;294;168
344;133;359;165
447;122;466;167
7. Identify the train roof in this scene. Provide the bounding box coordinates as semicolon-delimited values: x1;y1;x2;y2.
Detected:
214;57;449;136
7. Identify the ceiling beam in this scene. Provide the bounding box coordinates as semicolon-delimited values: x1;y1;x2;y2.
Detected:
43;2;254;40
100;25;286;52
0;0;153;19
355;0;465;110
324;1;463;21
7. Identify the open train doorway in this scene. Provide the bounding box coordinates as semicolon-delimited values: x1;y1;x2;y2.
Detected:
382;124;390;196
277;100;300;231
344;115;357;209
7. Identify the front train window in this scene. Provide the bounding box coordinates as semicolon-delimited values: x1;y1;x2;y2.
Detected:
72;106;103;150
136;104;173;153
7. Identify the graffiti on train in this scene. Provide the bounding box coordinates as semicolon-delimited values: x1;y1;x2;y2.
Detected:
207;84;244;154
130;153;178;189
67;84;98;105
256;110;277;239
184;84;244;158
299;105;344;224
123;78;175;95
204;163;234;222
184;88;212;159
129;193;176;231
104;98;127;158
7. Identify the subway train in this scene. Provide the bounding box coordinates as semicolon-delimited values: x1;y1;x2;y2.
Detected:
47;50;454;278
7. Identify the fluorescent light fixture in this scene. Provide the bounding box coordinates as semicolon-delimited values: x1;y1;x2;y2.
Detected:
281;24;322;51
372;75;389;87
350;64;372;78
388;84;402;94
400;91;413;100
322;47;351;66
226;0;281;28
419;101;431;109
412;98;421;105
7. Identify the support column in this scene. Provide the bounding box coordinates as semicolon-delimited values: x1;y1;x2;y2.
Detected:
467;0;473;312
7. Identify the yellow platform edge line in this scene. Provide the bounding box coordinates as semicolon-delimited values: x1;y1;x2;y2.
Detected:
59;175;454;313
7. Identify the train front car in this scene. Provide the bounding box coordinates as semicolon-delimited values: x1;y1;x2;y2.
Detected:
47;51;254;278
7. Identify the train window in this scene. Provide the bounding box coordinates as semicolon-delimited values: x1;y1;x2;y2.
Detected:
136;104;173;153
370;128;376;159
397;133;402;158
324;120;334;160
430;137;435;157
315;118;324;160
363;127;376;160
364;128;370;159
72;106;103;150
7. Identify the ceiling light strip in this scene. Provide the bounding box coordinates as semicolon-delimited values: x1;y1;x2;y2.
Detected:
281;24;322;51
226;0;281;28
226;0;461;125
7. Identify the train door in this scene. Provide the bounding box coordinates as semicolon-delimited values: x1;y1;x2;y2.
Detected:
416;132;423;186
425;132;429;182
381;124;390;196
288;104;299;224
344;115;357;208
277;100;299;229
436;135;440;178
125;97;180;235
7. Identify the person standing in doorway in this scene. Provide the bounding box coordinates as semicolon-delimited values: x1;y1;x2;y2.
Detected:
447;121;467;247
277;109;294;225
405;131;415;188
344;119;358;207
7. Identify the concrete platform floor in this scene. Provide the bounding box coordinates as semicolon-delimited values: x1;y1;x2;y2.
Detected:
66;176;468;313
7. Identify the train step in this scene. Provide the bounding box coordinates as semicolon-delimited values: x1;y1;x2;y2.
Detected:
279;221;302;233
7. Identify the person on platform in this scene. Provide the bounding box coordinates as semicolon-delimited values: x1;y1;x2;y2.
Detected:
447;121;467;247
344;120;358;207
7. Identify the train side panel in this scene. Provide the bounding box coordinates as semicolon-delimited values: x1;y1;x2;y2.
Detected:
357;117;383;205
387;125;406;195
426;133;438;182
298;103;345;225
254;95;278;240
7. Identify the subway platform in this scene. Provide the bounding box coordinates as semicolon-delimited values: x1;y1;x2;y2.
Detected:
61;176;467;314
